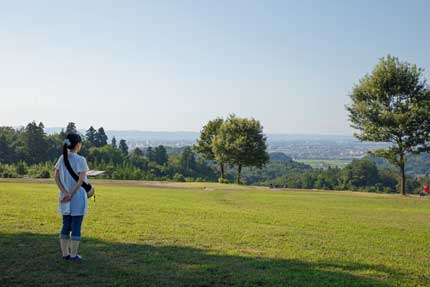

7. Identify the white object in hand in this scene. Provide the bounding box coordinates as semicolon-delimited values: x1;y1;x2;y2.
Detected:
86;170;106;176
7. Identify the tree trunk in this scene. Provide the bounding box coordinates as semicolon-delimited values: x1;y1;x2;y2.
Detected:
399;153;406;195
237;165;242;184
400;161;406;195
219;162;225;179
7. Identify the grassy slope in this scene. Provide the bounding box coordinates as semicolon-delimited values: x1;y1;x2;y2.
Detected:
0;181;429;287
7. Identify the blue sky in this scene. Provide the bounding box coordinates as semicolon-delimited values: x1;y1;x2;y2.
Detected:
1;0;429;134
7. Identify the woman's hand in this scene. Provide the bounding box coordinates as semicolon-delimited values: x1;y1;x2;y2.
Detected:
61;192;72;203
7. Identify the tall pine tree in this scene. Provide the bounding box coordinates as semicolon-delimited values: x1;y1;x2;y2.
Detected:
0;134;14;164
85;126;97;147
111;136;117;149
145;146;155;162
95;127;108;147
19;121;49;164
154;145;168;165
65;122;77;134
119;139;128;154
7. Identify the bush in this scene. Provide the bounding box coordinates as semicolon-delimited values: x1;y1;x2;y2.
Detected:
37;170;51;178
0;164;18;178
173;173;185;182
218;177;229;184
16;161;27;176
383;187;393;193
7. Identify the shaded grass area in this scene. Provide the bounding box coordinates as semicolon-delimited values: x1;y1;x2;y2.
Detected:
1;181;429;286
1;232;396;287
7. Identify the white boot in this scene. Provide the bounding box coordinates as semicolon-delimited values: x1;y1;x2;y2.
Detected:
70;240;81;261
60;239;69;258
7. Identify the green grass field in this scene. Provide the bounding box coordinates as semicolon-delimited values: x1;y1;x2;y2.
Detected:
1;180;429;287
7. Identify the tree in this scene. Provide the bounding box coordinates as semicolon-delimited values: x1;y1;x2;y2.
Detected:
111;136;117;149
18;121;49;164
145;147;155;162
347;55;430;195
85;126;97;147
128;148;148;170
119;139;128;155
213;115;269;184
154;145;168;165
95;127;108;147
65;122;77;134
132;147;143;156
0;134;14;164
194;118;225;179
0;127;21;164
86;145;124;165
178;146;196;176
16;161;27;175
341;158;379;189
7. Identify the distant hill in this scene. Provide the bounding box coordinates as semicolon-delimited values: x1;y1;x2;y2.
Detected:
269;152;293;162
369;153;430;177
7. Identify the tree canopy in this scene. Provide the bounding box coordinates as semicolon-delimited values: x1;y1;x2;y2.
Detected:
194;118;225;179
347;55;430;194
212;115;269;184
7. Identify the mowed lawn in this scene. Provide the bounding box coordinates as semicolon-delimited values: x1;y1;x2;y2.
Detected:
1;181;429;287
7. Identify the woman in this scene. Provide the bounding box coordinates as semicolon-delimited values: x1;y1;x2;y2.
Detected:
54;133;89;262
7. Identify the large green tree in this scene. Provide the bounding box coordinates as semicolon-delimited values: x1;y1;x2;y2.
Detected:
213;115;269;184
194;118;225;179
347;55;430;195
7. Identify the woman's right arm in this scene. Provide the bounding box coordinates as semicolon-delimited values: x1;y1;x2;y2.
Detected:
67;172;86;196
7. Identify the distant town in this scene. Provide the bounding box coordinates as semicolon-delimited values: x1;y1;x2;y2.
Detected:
43;128;389;163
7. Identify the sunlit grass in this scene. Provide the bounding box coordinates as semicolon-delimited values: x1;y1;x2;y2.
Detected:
1;180;429;286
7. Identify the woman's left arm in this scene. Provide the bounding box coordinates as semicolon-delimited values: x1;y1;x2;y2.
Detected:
54;169;68;194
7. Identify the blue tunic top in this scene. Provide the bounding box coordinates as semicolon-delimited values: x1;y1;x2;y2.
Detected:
55;152;89;216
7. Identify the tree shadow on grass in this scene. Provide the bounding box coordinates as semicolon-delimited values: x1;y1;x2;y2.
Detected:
0;232;401;287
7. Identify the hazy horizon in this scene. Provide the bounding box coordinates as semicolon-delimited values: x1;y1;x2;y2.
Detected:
2;1;429;135
38;126;355;137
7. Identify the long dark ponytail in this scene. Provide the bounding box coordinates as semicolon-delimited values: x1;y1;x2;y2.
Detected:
62;133;93;195
63;133;82;165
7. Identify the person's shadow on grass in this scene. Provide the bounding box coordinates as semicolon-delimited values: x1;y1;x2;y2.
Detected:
0;232;401;287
